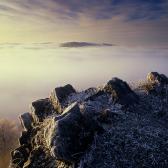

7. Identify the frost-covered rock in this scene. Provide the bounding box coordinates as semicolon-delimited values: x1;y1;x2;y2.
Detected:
143;72;168;95
19;112;33;131
147;72;168;85
48;101;115;163
11;145;30;168
19;130;31;146
10;72;168;168
31;98;55;122
49;103;93;162
50;84;76;113
104;77;139;105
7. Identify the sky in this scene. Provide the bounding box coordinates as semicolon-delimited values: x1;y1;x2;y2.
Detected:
0;0;168;47
0;0;168;119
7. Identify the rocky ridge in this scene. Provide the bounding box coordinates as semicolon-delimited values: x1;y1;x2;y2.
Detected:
10;72;168;168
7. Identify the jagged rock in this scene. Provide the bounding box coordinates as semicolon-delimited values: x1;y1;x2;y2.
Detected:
19;112;33;131
19;131;31;146
50;84;76;113
49;102;101;163
63;87;98;107
97;109;123;124
11;145;30;168
147;72;168;85
86;90;104;101
23;147;57;168
10;72;168;168
31;98;55;123
104;77;139;105
145;72;168;94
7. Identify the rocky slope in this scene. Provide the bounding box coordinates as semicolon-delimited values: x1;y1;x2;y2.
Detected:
10;72;168;168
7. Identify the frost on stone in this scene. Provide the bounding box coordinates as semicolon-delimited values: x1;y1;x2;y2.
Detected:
50;84;76;113
10;72;168;168
19;112;33;131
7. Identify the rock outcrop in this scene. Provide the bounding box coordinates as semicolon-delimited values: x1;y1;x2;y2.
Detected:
104;77;139;105
50;84;76;113
10;72;168;168
141;72;168;95
147;72;168;85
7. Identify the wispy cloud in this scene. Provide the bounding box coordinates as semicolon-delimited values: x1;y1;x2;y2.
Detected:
0;0;168;21
0;42;59;50
0;0;168;47
52;0;168;20
0;41;114;50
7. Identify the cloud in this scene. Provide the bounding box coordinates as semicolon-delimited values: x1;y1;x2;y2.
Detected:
0;41;115;50
0;0;168;21
0;42;59;50
0;0;168;47
60;42;115;48
51;0;168;21
0;42;22;45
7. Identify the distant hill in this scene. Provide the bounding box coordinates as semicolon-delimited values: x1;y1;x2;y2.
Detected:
60;41;114;48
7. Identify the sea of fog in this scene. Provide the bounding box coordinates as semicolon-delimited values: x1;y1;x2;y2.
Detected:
0;44;168;119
